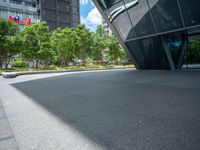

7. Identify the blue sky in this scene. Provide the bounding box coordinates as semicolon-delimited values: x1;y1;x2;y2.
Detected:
80;0;102;31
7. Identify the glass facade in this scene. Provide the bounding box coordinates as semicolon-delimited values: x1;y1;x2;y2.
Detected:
113;11;135;41
126;36;169;69
162;32;187;68
128;0;156;36
179;0;200;27
94;0;200;70
149;0;183;32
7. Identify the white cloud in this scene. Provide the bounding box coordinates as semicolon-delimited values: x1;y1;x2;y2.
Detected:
87;7;102;25
80;16;87;25
81;7;102;31
80;0;89;5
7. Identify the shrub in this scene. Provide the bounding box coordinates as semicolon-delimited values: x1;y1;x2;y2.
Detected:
45;65;58;70
13;59;26;68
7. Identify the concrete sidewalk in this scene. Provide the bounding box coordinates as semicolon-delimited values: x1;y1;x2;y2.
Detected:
0;99;19;150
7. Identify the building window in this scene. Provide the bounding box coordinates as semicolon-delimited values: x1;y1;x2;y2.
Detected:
25;1;36;7
148;0;183;32
23;11;37;19
9;0;22;4
179;0;200;27
66;4;69;11
33;14;38;19
9;10;23;18
0;9;7;15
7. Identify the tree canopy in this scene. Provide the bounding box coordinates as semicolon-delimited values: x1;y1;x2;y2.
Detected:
0;18;19;68
0;18;129;69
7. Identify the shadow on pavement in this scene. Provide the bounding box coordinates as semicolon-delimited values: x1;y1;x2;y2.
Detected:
11;70;200;150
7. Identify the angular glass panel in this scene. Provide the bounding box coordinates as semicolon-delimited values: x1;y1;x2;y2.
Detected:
97;0;124;19
107;0;124;22
162;32;187;68
113;11;135;41
134;12;155;37
126;0;156;37
105;0;123;11
97;0;110;16
97;0;108;10
126;37;170;69
148;0;183;32
179;0;200;27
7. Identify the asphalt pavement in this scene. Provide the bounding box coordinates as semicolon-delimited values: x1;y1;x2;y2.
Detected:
0;69;200;150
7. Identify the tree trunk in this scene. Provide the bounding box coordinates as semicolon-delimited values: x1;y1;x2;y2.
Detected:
44;59;48;67
0;58;2;69
5;57;12;69
60;57;64;66
83;53;86;66
65;58;69;66
115;58;118;65
36;59;39;68
101;55;103;65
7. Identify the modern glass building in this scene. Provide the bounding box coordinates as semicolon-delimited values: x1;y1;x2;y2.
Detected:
93;0;200;70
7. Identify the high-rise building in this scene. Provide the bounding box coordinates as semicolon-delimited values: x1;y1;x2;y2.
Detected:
93;0;200;70
0;0;38;27
0;0;80;30
102;18;112;34
37;0;80;30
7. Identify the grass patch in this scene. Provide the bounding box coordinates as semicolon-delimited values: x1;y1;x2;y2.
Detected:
0;64;134;74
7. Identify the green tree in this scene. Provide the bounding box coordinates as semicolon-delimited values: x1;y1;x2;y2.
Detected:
51;27;77;66
75;24;92;65
0;18;19;68
51;28;62;65
36;22;54;66
18;21;53;67
107;34;126;65
3;35;23;68
92;25;109;64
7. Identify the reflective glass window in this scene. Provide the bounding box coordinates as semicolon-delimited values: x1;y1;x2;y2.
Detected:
179;0;200;27
97;0;123;17
134;12;155;37
104;0;122;10
148;0;183;32
126;0;156;37
107;0;123;22
126;36;170;69
97;0;110;16
162;32;187;68
113;10;135;41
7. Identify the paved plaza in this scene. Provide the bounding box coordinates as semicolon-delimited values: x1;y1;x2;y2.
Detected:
0;69;200;150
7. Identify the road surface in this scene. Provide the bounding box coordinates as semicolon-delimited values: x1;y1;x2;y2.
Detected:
0;69;200;150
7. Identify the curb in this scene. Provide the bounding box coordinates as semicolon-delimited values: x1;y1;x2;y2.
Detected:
1;67;134;79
